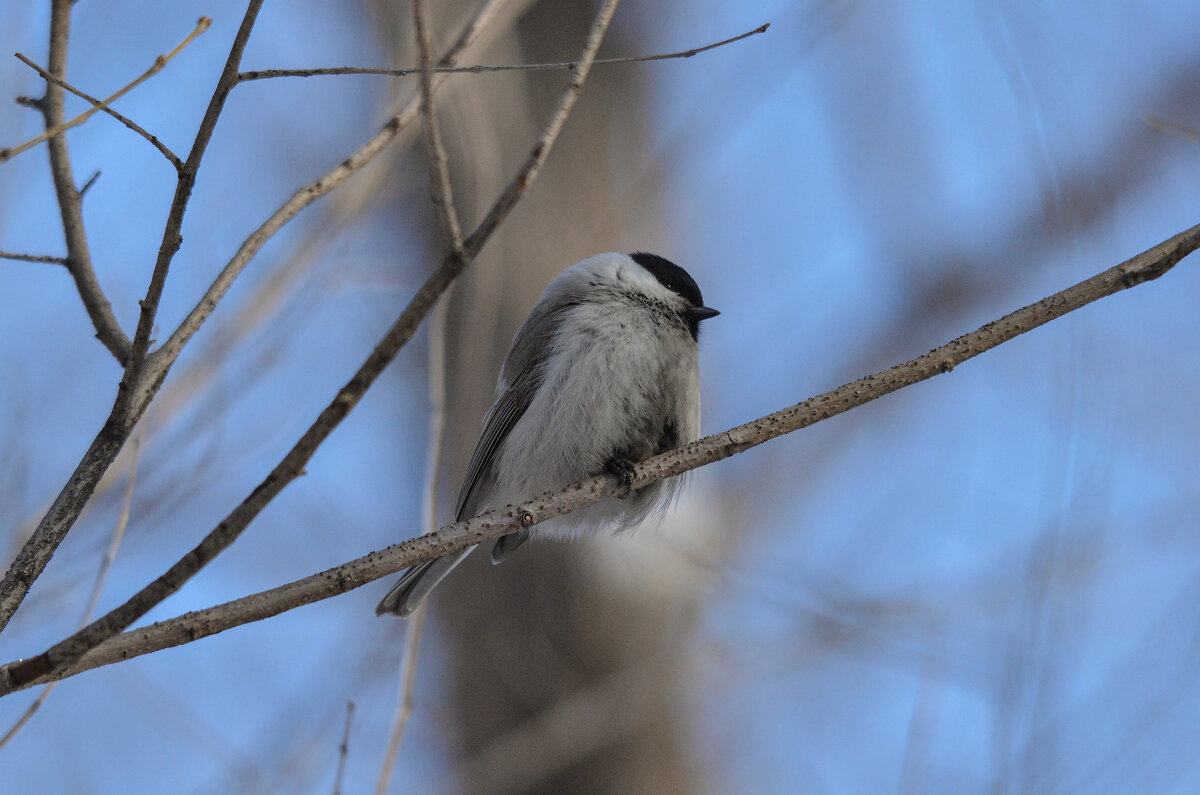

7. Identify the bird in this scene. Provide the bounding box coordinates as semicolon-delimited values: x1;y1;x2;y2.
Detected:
376;251;718;617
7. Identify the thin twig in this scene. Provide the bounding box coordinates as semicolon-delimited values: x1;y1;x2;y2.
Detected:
462;0;622;257
0;1;263;636
147;0;514;392
28;0;131;365
413;0;464;253
13;53;183;169
1142;115;1200;145
375;295;449;794
116;6;260;421
0;0;620;692
1;18;210;164
332;700;355;795
1;218;1195;694
375;604;427;795
0;432;141;745
237;22;769;81
0;250;68;265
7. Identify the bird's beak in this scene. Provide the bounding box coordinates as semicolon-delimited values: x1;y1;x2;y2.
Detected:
688;306;720;322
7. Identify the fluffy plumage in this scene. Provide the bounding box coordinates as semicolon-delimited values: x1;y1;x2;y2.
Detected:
376;252;717;617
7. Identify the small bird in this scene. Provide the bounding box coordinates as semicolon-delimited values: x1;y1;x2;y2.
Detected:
376;252;718;617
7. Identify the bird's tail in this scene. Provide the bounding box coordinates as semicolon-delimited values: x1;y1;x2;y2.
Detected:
374;547;475;617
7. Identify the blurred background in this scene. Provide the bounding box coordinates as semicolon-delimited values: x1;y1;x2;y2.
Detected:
2;0;1200;792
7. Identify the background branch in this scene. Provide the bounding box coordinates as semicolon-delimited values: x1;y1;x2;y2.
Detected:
4;219;1195;695
235;22;767;81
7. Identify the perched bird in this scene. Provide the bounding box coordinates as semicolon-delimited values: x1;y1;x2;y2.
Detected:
376;251;718;617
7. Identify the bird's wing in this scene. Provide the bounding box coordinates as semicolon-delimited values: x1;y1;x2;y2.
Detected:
453;297;572;522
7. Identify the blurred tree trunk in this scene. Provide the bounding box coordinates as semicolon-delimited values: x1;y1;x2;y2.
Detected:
367;1;708;791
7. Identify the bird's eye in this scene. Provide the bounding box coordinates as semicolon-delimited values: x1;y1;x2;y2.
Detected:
662;281;674;291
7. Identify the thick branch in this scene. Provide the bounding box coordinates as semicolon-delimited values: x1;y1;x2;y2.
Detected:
0;0;622;691
3;219;1196;695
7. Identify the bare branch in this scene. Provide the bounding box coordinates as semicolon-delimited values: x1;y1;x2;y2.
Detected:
375;286;449;795
0;250;68;265
462;0;622;257
0;0;621;692
1143;115;1200;145
0;433;141;745
332;701;355;795
13;53;183;169
2;219;1196;695
24;0;131;365
236;22;769;81
0;1;263;636
147;0;515;389
375;605;427;795
116;4;262;420
0;18;210;165
413;0;464;253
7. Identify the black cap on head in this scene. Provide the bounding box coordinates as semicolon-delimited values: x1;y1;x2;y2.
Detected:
628;252;705;308
628;252;719;340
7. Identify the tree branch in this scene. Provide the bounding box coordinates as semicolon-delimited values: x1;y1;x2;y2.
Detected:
0;0;622;692
413;0;464;254
0;2;261;635
145;0;515;393
0;17;210;165
0;432;141;745
235;22;769;81
24;0;131;365
0;250;69;265
13;53;184;170
2;219;1196;695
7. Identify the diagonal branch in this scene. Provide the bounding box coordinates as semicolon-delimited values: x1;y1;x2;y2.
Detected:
0;1;263;636
13;53;183;169
236;22;769;81
116;5;261;420
2;219;1197;695
1;17;210;165
0;0;622;692
145;0;515;393
0;432;142;745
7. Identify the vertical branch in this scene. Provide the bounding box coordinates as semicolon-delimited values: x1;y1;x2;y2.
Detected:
413;0;464;254
37;0;131;364
332;701;355;795
375;296;448;793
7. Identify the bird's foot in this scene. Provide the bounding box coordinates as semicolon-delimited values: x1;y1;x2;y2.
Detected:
605;455;637;498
